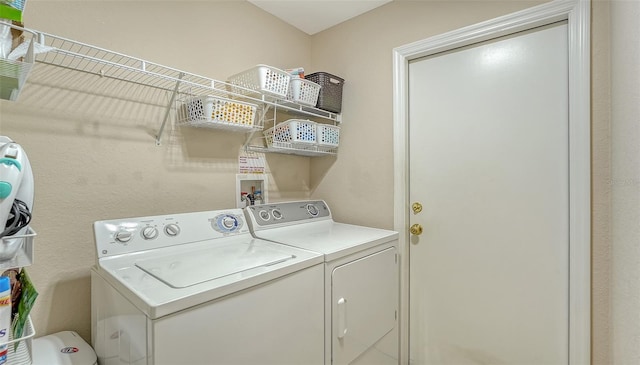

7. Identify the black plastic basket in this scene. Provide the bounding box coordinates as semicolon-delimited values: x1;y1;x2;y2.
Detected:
305;72;344;113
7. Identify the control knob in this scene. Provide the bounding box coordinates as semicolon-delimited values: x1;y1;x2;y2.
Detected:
114;230;133;244
164;223;180;237
222;215;237;229
306;204;319;217
259;210;270;221
142;226;159;240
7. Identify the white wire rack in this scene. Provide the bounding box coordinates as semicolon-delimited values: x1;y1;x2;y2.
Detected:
6;316;35;365
0;228;35;272
0;227;37;365
251;141;338;157
1;21;340;148
0;24;35;101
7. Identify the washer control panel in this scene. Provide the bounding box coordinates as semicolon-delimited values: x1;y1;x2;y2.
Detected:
245;200;331;228
94;209;249;258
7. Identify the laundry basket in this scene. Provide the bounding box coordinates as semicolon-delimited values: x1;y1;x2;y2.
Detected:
179;96;257;129
287;78;321;106
305;72;344;113
228;65;290;98
264;119;317;149
316;124;340;152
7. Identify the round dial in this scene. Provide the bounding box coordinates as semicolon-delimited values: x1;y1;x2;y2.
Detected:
259;210;270;221
141;226;158;240
271;209;283;220
222;216;237;229
164;223;180;237
114;230;133;243
213;214;242;233
306;204;319;217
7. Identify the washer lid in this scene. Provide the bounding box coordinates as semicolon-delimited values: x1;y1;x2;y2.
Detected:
135;243;295;288
95;235;323;319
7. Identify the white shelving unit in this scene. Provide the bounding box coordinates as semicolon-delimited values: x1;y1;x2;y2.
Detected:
0;228;37;365
1;21;340;156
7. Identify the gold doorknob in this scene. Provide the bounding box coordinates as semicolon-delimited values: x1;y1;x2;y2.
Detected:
410;223;423;235
412;202;423;214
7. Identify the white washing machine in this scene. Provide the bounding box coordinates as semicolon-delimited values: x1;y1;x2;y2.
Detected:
244;200;399;365
91;208;324;365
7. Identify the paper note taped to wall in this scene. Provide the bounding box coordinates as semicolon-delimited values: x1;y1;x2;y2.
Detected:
238;151;265;174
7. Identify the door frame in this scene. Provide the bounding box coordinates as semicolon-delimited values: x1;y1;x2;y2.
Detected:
392;1;591;364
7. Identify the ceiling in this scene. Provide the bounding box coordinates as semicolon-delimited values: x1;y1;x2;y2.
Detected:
248;0;393;35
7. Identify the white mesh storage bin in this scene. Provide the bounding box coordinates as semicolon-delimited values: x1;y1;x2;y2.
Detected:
287;78;321;106
228;65;290;98
179;96;257;130
317;124;340;148
264;119;317;149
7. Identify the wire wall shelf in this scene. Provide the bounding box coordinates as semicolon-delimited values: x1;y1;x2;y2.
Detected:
247;143;338;157
1;21;341;151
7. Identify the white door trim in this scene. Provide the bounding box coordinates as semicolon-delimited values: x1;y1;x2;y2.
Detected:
392;1;591;364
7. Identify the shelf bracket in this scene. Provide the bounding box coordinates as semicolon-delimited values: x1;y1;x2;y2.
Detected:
243;130;259;152
243;104;272;152
155;72;184;146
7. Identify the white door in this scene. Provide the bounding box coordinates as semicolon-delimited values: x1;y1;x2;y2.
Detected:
408;22;569;364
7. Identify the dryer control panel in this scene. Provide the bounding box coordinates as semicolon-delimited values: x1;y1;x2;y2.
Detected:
244;200;331;230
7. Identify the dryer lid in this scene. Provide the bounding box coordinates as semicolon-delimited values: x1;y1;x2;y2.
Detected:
253;221;398;261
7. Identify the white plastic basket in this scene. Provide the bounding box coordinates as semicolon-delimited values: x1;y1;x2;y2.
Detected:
287;78;321;106
180;96;257;129
317;124;340;147
264;119;317;148
228;65;290;98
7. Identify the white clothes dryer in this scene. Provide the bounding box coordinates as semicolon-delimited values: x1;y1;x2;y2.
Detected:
91;209;324;365
244;200;399;365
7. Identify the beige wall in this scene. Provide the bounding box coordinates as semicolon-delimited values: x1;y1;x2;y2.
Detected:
0;0;614;363
610;0;640;363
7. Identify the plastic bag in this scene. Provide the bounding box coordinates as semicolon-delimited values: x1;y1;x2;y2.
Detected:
11;269;36;349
